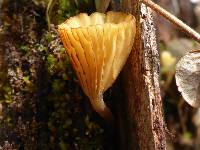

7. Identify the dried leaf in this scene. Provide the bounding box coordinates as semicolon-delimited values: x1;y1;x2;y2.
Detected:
175;50;200;107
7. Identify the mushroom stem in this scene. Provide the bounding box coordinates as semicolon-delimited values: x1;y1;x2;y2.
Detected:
140;0;200;43
90;98;113;124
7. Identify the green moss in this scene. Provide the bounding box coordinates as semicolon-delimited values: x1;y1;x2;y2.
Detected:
0;0;105;149
44;32;54;44
0;84;12;104
59;140;69;150
20;45;30;54
47;54;57;74
58;0;79;23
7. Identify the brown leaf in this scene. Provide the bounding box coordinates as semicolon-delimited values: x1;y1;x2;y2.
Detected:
175;50;200;107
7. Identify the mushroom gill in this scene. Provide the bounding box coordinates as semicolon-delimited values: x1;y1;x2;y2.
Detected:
58;11;136;123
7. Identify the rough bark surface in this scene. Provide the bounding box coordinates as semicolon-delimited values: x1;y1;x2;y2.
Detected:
115;0;167;149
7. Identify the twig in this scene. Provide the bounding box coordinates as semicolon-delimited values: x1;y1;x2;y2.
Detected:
141;0;200;43
46;0;57;30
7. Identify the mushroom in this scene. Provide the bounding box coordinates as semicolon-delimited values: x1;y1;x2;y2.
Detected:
58;11;136;123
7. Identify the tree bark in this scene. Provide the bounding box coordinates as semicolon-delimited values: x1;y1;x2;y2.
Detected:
113;0;167;149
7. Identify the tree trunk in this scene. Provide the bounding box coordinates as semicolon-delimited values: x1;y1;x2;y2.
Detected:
112;0;167;149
